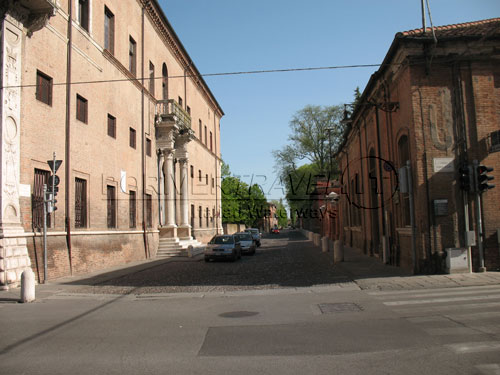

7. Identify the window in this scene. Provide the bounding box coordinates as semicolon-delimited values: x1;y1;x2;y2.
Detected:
199;206;202;227
491;130;500;153
190;165;194;178
107;114;116;138
129;190;136;228
212;208;215;223
146;194;152;228
107;185;116;228
129;36;136;76
104;7;114;53
75;178;87;228
210;132;213;151
398;135;411;226
199;120;202;140
198;170;202;183
129;127;136;149
191;204;195;229
204;126;207;146
162;63;168;100
78;0;89;32
36;70;52;106
76;94;88;123
187;106;191;116
146;138;152;157
206;207;209;227
149;61;155;96
205;174;208;185
212;177;215;188
178;96;183;108
33;169;51;229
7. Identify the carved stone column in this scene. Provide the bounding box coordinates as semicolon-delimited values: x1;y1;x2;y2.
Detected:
0;1;56;288
175;130;194;239
163;149;177;237
157;150;165;226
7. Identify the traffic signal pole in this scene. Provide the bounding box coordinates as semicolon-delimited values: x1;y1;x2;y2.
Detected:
473;160;486;272
43;184;48;283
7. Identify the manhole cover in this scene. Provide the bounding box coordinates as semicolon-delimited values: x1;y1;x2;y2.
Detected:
218;311;259;318
318;303;363;314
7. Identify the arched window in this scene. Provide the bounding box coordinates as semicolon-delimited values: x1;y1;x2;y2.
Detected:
162;63;168;100
398;135;411;226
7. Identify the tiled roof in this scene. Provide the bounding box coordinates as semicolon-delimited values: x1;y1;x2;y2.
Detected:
398;17;500;39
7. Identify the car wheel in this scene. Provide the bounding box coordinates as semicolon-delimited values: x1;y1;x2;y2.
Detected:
204;257;210;262
238;251;242;259
231;251;237;262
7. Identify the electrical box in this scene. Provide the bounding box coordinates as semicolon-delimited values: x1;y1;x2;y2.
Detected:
445;248;469;274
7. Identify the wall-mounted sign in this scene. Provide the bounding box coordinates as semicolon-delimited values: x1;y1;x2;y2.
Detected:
433;157;454;173
433;199;448;216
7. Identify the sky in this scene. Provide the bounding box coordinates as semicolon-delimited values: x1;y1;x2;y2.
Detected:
159;0;500;201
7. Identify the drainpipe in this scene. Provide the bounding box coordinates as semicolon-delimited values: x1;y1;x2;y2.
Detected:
65;0;73;274
374;102;388;263
214;115;219;234
141;3;148;258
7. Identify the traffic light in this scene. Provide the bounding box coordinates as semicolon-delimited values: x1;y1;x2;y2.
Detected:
476;165;495;193
458;164;473;191
47;158;62;211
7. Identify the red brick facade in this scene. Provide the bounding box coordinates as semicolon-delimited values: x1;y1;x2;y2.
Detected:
337;19;500;273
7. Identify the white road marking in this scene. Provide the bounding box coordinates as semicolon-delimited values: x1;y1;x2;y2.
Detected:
383;294;500;306
446;341;500;354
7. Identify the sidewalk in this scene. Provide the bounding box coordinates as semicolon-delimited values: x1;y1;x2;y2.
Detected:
334;244;500;291
0;254;203;303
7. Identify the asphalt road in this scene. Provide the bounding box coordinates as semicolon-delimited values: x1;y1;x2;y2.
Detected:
1;231;499;374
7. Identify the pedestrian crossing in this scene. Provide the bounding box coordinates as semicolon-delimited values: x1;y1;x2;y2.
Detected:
367;284;500;374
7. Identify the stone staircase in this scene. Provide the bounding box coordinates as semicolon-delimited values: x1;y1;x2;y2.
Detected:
156;237;205;259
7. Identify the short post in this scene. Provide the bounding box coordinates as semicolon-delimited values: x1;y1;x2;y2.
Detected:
20;268;36;303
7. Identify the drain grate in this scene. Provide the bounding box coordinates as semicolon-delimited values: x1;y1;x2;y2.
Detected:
219;311;259;318
318;303;363;314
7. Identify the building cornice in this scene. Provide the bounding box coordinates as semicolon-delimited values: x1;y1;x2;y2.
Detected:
141;0;224;118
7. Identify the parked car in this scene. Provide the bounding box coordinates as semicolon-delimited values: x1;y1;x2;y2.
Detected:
234;232;256;255
271;227;280;234
244;228;261;247
205;235;242;262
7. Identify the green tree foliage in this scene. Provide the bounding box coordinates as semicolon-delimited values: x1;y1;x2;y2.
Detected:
221;162;268;227
271;199;288;228
273;105;345;223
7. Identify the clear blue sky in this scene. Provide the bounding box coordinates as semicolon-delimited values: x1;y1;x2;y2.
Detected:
160;0;499;201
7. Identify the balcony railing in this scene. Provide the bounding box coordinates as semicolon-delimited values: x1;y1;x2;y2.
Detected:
156;99;192;129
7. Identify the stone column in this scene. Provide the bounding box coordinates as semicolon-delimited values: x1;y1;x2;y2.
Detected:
157;150;165;226
178;158;190;229
163;149;177;237
0;15;29;288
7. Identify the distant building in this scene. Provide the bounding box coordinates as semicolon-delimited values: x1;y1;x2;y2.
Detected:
0;0;223;288
336;18;500;272
262;203;278;232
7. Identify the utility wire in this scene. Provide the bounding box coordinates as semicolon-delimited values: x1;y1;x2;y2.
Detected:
1;63;385;90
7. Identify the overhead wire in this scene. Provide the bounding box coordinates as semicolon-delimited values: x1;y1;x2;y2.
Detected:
1;63;390;90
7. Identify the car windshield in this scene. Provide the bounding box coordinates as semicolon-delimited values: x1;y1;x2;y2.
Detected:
235;233;252;241
246;229;258;234
211;236;234;245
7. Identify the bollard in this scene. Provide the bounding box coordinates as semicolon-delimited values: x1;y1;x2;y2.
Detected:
333;240;344;263
321;236;329;253
20;268;36;303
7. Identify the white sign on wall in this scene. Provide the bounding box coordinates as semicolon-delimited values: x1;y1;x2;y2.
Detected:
120;171;127;193
19;184;31;197
433;157;454;173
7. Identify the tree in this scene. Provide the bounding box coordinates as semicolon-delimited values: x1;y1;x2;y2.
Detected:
221;161;268;228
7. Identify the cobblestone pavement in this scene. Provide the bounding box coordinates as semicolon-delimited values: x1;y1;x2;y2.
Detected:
70;230;353;295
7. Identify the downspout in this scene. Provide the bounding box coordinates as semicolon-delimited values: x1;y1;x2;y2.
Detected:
141;3;148;258
65;0;73;274
214;114;219;234
357;123;366;254
374;102;388;261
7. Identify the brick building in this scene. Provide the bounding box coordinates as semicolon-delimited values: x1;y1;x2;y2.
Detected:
336;18;500;273
0;0;224;288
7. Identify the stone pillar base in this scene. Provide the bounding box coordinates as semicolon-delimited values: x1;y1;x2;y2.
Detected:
159;226;177;238
0;229;32;289
177;226;191;239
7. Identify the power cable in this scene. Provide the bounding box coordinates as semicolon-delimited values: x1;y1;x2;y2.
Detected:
1;63;386;90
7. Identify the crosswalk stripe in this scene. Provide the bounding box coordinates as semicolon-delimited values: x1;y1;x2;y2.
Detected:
476;364;500;375
368;284;500;296
383;293;500;306
395;301;500;315
375;288;500;300
446;341;500;354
